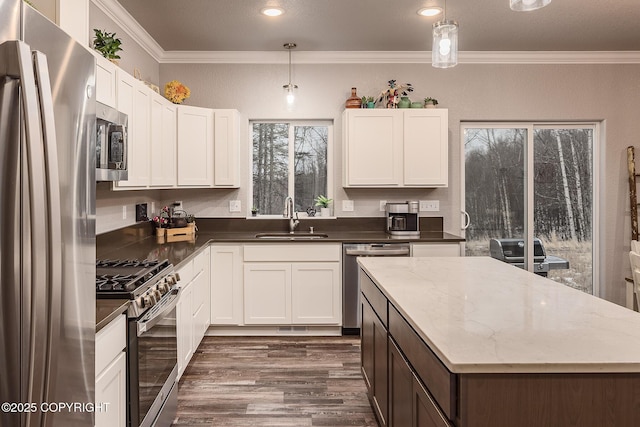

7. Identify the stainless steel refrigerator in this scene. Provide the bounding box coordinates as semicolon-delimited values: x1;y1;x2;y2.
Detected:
0;0;96;426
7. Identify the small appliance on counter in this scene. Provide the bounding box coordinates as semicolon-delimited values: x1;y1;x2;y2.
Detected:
386;201;420;237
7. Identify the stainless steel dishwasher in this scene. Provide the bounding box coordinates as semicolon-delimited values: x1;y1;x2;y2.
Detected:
342;243;411;335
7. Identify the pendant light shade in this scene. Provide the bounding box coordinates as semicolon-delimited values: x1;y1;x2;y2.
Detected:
282;43;298;108
510;0;552;12
432;20;458;68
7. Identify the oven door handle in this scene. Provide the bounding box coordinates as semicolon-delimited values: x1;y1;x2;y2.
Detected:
137;288;180;336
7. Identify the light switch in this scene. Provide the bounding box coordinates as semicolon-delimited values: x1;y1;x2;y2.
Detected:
342;200;354;212
229;200;241;212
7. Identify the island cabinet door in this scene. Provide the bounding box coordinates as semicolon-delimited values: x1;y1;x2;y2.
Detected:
388;338;412;427
361;295;389;427
413;374;452;427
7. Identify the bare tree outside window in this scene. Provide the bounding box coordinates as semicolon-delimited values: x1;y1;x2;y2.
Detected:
252;122;330;215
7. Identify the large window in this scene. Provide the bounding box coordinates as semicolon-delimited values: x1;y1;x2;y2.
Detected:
251;121;332;216
462;123;598;295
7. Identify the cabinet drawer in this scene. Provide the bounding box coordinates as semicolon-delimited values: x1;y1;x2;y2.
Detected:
193;247;209;274
389;305;456;421
177;259;194;285
360;269;387;327
96;314;126;375
243;244;340;262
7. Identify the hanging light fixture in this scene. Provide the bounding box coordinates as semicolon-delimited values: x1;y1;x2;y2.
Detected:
510;0;552;12
432;0;458;68
283;43;298;107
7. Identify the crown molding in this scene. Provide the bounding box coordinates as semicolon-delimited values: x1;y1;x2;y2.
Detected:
92;0;640;65
91;0;164;61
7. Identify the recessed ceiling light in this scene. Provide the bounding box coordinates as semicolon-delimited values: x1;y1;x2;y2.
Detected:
261;7;284;17
417;7;442;17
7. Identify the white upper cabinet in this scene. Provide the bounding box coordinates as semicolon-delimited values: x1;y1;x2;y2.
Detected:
177;106;240;188
95;55;117;108
343;109;448;187
150;94;177;187
177;105;214;187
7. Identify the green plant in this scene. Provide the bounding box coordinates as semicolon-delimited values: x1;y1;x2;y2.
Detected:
314;195;332;208
92;29;122;60
424;97;439;105
366;96;374;103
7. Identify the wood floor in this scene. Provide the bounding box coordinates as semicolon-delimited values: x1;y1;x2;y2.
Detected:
172;336;378;427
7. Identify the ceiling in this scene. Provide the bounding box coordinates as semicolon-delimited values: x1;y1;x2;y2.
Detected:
115;0;640;53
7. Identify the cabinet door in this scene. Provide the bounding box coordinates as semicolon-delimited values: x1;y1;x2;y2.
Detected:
403;109;448;187
411;243;461;257
244;263;291;324
344;110;402;186
362;297;388;426
95;351;126;427
413;374;451;427
389;338;413;427
213;109;240;187
210;245;243;325
191;247;211;349
150;95;177;187
177;283;193;380
117;77;150;188
95;55;117;108
291;262;341;324
177;105;214;186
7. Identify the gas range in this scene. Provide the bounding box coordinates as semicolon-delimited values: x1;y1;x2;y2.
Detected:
96;259;179;318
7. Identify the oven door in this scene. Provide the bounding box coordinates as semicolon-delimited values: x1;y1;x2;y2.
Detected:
129;288;179;427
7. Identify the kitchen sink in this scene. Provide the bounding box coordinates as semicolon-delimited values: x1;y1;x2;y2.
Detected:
254;232;329;240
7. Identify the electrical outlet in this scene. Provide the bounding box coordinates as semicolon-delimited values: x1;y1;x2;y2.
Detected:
419;200;440;212
122;205;127;219
136;203;148;222
380;200;387;211
229;200;241;212
342;200;354;212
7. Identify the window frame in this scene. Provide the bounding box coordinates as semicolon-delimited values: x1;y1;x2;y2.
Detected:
248;119;334;219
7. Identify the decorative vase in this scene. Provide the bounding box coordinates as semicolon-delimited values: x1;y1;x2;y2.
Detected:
320;207;331;217
425;102;437;108
367;101;375;109
398;96;411;108
411;101;423;108
345;87;362;109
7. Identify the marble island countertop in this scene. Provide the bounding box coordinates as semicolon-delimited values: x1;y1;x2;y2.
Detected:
358;256;640;374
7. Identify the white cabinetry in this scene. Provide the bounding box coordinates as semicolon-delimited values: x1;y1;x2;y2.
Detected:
95;315;126;427
343;109;448;187
150;96;177;187
95;55;117;108
210;244;244;325
177;107;240;187
176;247;211;380
243;244;341;325
30;0;89;46
411;243;461;257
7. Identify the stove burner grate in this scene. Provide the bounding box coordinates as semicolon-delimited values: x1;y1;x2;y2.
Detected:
96;259;160;269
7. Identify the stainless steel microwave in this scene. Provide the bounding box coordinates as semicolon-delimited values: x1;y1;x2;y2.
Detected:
96;102;128;181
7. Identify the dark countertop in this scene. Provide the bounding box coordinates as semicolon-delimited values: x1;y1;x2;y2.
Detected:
95;217;464;327
96;299;129;332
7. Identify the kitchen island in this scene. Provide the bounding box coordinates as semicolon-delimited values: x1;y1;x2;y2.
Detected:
358;256;640;427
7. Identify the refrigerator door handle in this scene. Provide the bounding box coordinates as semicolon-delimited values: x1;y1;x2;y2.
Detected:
32;50;63;419
3;40;49;424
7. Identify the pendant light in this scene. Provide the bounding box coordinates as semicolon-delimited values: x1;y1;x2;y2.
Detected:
432;0;458;68
510;0;552;12
283;43;298;107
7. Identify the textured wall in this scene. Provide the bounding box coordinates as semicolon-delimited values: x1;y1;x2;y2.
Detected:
159;61;640;305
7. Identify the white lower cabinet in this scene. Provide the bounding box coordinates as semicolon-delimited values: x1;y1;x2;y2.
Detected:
210;244;244;325
95;314;126;427
176;247;211;380
411;243;461;257
243;244;342;326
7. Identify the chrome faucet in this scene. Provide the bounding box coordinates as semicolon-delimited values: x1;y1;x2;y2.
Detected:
283;196;299;233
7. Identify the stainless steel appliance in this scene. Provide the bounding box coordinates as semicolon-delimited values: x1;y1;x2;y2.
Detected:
489;238;570;276
96;259;181;427
342;243;410;334
0;1;96;425
386;201;420;237
96;102;128;181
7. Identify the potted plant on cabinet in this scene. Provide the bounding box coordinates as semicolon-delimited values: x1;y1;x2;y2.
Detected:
251;206;259;217
92;29;122;64
314;195;333;217
424;97;439;108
